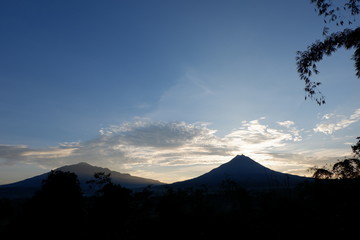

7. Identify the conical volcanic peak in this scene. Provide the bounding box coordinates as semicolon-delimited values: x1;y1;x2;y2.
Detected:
208;155;271;176
224;154;266;168
229;154;265;166
231;154;258;163
171;155;310;190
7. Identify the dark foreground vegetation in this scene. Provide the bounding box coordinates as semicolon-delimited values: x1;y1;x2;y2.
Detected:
1;139;359;239
1;168;360;239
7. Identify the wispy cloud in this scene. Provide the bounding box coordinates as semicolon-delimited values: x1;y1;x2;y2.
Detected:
0;143;80;167
0;145;29;163
314;108;360;134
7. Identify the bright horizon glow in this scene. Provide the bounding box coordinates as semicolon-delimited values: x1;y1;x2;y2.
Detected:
0;0;359;184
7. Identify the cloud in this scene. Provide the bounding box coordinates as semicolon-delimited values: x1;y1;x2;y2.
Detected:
100;121;217;149
0;118;305;182
277;120;295;128
314;108;360;134
277;120;302;141
0;145;29;163
0;144;79;168
226;119;300;149
21;148;77;159
94;120;234;167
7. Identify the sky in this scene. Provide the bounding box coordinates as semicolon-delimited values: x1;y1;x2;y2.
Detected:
1;0;360;184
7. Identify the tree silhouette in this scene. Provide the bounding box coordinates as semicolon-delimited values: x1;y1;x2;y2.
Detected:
87;171;112;185
86;171;112;194
297;0;360;105
351;136;360;156
37;170;83;201
310;137;360;179
333;158;360;179
310;158;360;179
32;171;84;233
88;173;132;237
7;170;85;237
309;166;333;179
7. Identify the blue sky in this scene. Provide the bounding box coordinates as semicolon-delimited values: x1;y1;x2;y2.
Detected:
1;0;360;184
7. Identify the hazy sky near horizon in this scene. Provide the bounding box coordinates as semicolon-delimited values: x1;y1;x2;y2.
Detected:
1;0;360;184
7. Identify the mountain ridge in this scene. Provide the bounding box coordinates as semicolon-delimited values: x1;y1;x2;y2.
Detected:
0;162;164;198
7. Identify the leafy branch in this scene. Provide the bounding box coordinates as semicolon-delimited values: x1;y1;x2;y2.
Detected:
296;27;360;105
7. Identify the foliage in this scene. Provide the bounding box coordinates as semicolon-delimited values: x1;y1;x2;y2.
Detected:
332;158;360;179
2;162;360;238
309;166;333;179
86;171;112;194
311;0;360;29
86;172;112;186
37;170;82;201
3;170;85;237
351;136;360;156
2;171;360;238
310;137;360;179
296;27;360;105
297;0;360;105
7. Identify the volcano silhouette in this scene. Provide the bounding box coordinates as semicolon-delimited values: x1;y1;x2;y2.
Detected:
171;155;310;190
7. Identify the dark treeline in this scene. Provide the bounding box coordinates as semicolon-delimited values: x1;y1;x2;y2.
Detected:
1;169;360;239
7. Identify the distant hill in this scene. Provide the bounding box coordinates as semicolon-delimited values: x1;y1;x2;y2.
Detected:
170;155;311;190
0;162;164;198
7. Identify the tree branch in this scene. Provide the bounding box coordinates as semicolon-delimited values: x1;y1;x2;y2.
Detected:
296;27;360;105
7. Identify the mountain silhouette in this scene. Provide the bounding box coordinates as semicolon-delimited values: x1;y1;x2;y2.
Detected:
170;155;311;190
0;156;312;198
57;162;163;189
0;162;163;198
